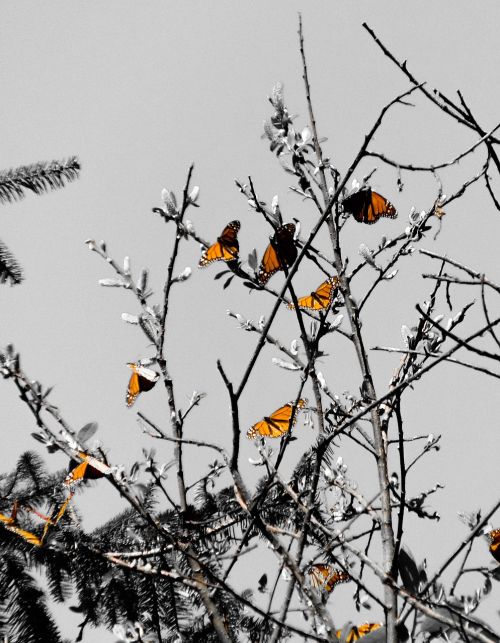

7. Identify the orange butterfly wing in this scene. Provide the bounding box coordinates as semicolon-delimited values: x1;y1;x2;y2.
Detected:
356;623;382;638
257;223;296;284
66;453;110;485
65;460;89;485
257;243;281;285
247;399;307;439
126;363;160;407
308;563;351;593
288;276;340;311
343;189;397;225
199;220;240;267
488;529;500;562
336;623;382;641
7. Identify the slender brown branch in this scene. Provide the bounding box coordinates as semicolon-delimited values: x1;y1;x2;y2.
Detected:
156;164;195;514
420;248;500;294
217;360;241;471
366;121;500;171
362;23;500;145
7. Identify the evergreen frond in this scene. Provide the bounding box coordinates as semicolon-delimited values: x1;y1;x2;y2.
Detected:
0;238;23;285
44;553;73;603
16;451;49;490
0;157;81;204
0;551;63;643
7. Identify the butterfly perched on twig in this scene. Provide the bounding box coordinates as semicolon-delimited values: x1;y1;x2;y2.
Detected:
342;188;397;225
257;223;297;284
287;276;340;311
65;452;111;486
247;399;307;439
308;563;351;593
126;362;160;407
199;220;240;267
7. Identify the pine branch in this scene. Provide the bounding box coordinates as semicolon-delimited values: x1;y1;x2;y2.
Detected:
0;552;63;643
0;157;81;204
0;238;24;285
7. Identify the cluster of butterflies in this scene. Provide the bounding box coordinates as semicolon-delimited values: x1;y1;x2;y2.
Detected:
0;451;110;547
124;190;397;408
307;564;381;640
308;536;500;640
199;219;297;285
198;188;397;285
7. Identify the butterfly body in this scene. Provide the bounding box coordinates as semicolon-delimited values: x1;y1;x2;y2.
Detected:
308;563;351;593
247;398;307;439
126;362;160;407
342;188;397;225
257;223;296;284
288;276;340;311
199;220;240;267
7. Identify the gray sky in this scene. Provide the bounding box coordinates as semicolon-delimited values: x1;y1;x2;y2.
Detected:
2;2;500;640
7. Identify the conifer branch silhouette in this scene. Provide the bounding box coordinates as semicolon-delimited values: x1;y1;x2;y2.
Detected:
0;157;80;204
0;156;80;286
0;237;24;285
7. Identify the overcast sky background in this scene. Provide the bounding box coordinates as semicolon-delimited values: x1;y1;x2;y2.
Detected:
2;2;500;641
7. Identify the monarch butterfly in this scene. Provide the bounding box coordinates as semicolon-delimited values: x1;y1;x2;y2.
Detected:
246;399;307;439
199;220;240;267
342;188;397;225
488;529;500;562
336;623;382;641
287;276;340;311
65;452;111;486
257;223;297;284
126;362;160;407
308;564;351;593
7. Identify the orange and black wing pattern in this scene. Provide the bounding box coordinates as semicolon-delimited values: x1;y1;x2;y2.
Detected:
247;398;307;439
257;223;297;284
342;189;397;225
199;220;240;267
308;563;351;593
126;363;160;407
287;276;340;311
336;623;382;641
488;529;500;562
65;452;110;486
